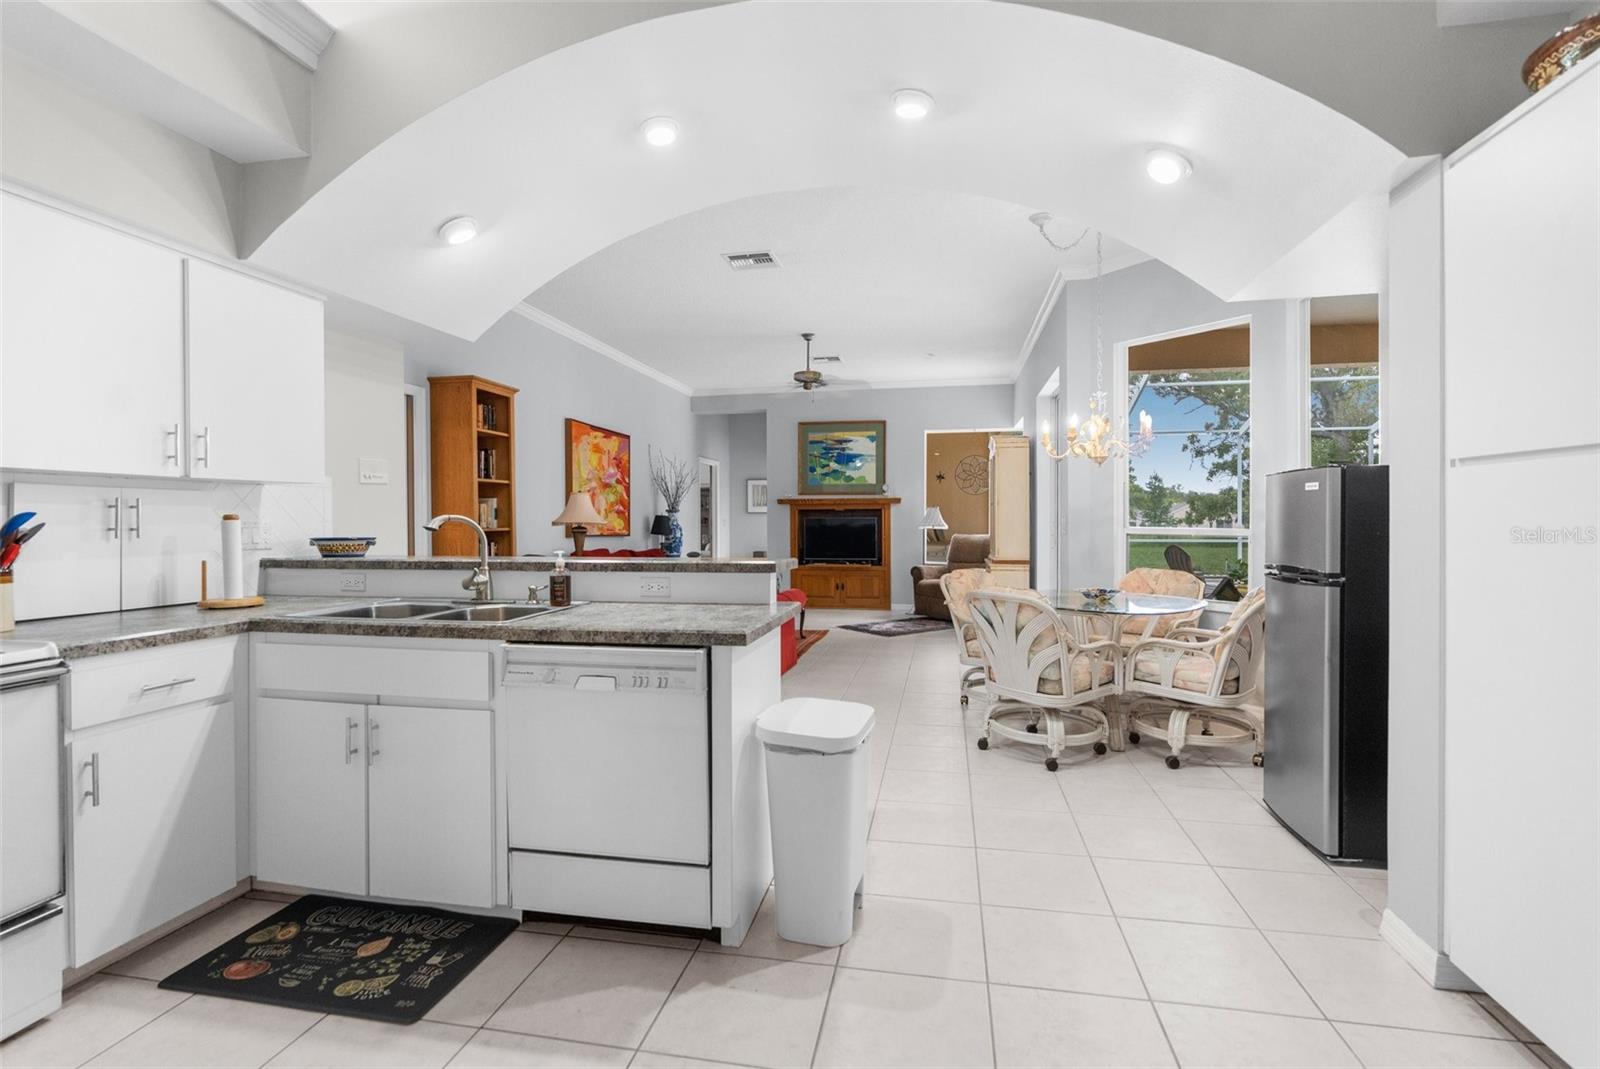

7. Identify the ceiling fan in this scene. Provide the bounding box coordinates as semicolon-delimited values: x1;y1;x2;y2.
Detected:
788;332;868;393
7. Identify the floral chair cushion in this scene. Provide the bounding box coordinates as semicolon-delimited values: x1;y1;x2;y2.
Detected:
1118;567;1205;641
1131;650;1242;695
975;594;1116;697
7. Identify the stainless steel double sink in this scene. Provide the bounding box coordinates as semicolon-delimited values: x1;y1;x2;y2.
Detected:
289;600;571;623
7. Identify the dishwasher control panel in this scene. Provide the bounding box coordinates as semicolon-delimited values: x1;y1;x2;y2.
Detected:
503;663;699;692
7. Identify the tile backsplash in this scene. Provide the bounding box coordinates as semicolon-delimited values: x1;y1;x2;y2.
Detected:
207;481;332;594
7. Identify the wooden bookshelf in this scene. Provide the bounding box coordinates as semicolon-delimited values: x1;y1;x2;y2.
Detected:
428;375;519;556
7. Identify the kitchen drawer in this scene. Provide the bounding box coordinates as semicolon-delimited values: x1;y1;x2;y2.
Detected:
255;642;491;703
69;637;239;731
510;851;710;930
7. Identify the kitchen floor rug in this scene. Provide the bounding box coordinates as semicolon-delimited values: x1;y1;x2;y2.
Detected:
795;628;829;659
839;617;952;638
158;894;518;1024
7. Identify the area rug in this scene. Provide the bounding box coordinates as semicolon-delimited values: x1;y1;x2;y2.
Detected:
159;895;517;1024
795;628;828;659
839;616;952;638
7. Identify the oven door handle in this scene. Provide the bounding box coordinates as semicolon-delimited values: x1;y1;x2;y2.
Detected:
0;902;64;939
0;663;69;690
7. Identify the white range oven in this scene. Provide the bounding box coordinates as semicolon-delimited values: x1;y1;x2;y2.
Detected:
501;645;711;930
0;639;68;1039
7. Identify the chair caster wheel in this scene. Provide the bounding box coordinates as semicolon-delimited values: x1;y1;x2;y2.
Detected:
1045;757;1059;772
1165;755;1181;770
976;737;990;750
1252;752;1264;767
1025;722;1039;734
1092;742;1108;756
1128;731;1141;744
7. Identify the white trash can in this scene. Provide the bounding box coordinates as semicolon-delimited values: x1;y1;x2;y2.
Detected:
756;697;875;947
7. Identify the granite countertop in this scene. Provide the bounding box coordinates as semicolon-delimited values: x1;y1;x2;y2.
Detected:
262;556;795;574
9;597;800;659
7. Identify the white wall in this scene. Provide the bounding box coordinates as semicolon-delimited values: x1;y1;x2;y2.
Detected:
324;331;409;554
1382;160;1447;958
1013;259;1301;591
727;413;769;556
693;384;1015;605
401;310;699;556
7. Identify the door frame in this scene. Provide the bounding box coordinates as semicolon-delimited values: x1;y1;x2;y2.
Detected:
403;383;430;555
921;426;1014;565
696;455;725;557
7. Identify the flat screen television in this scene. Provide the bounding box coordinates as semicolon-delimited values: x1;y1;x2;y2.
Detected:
800;510;881;565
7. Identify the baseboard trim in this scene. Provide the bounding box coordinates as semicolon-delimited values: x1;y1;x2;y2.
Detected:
1380;908;1480;992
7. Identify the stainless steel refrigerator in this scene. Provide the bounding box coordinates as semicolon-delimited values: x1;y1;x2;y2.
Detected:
1263;464;1388;861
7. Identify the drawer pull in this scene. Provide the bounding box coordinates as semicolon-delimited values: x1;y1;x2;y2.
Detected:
139;676;196;694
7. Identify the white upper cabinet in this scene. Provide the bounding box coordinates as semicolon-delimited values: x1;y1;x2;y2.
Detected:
186;260;326;484
2;195;184;477
1444;69;1599;460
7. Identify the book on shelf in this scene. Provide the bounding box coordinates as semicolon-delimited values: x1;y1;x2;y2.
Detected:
477;497;499;528
477;402;498;431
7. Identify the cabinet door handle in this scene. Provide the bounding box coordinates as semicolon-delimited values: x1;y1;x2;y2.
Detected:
345;717;360;764
164;423;180;466
139;676;195;694
107;500;120;540
197;426;211;469
128;497;143;539
83;753;100;807
368;719;380;765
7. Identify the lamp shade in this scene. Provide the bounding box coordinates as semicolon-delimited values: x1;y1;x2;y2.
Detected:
650;515;672;536
918;506;948;530
553;492;605;527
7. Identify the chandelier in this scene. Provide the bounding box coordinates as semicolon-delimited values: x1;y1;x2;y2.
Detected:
1032;222;1154;465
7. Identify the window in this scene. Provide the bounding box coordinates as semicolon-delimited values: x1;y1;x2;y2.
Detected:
1123;324;1251;583
1310;362;1380;465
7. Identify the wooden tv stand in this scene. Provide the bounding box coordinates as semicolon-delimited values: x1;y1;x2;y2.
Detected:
779;496;900;610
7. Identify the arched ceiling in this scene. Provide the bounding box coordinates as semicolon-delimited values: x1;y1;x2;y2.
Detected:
249;0;1405;341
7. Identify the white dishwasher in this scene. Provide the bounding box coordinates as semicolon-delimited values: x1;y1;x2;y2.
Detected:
502;645;712;929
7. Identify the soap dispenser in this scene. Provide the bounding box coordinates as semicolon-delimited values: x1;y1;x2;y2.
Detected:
549;551;571;607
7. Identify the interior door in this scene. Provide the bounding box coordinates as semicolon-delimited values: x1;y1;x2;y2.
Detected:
1262;576;1341;854
367;706;493;908
9;483;122;620
186;260;324;484
1;194;184;478
119;487;218;610
252;698;367;897
70;703;237;966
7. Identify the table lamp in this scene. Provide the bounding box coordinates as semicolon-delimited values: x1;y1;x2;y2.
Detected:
649;514;672;549
553;492;606;555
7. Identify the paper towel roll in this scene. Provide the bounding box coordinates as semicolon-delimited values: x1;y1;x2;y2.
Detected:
220;514;244;600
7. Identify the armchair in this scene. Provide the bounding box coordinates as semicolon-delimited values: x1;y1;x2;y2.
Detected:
911;533;992;619
1116;566;1206;646
938;567;993;707
966;589;1119;771
1124;587;1266;768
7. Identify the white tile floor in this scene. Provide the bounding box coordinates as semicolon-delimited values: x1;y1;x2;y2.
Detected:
0;613;1567;1069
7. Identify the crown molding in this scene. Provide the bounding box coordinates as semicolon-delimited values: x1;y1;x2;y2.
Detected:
213;0;334;71
1013;268;1069;379
512;303;694;397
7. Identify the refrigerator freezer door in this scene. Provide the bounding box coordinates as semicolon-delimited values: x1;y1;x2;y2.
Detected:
1266;467;1343;576
1263;576;1342;855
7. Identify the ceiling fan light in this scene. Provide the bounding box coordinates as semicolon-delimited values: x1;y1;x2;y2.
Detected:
1145;147;1193;185
893;88;933;121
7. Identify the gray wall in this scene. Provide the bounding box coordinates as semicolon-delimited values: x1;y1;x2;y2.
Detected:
694;384;1015;606
727;412;768;556
403;312;699;556
1013;260;1303;592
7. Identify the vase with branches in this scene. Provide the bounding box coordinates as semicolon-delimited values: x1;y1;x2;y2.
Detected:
648;447;695;557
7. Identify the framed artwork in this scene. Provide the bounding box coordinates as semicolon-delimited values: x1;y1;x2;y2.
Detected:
746;478;769;513
564;418;631;535
798;420;887;495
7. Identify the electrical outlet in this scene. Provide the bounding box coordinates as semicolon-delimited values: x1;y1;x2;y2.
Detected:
339;573;368;593
640;578;671;598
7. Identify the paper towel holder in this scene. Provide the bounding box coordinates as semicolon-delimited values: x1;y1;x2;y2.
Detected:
198;559;265;610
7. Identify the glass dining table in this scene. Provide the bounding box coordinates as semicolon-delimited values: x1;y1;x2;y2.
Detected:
1050;589;1208;752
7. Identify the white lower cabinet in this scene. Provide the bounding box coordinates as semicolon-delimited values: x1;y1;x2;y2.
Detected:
251;697;494;910
368;706;493;908
69;702;238;967
253;698;367;897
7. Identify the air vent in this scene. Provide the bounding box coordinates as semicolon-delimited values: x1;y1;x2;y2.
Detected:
722;251;780;270
813;355;842;364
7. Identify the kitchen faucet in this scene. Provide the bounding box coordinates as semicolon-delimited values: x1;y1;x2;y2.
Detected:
424;514;494;601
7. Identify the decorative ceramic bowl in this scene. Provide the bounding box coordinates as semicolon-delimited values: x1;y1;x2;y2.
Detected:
1082;587;1118;603
309;537;376;558
1523;13;1600;92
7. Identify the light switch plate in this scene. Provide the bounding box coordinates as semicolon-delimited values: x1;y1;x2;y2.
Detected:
358;458;390;485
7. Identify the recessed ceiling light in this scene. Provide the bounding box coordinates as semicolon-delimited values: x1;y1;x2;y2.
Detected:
437;216;478;245
893;89;933;121
641;116;679;147
1145;147;1193;185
